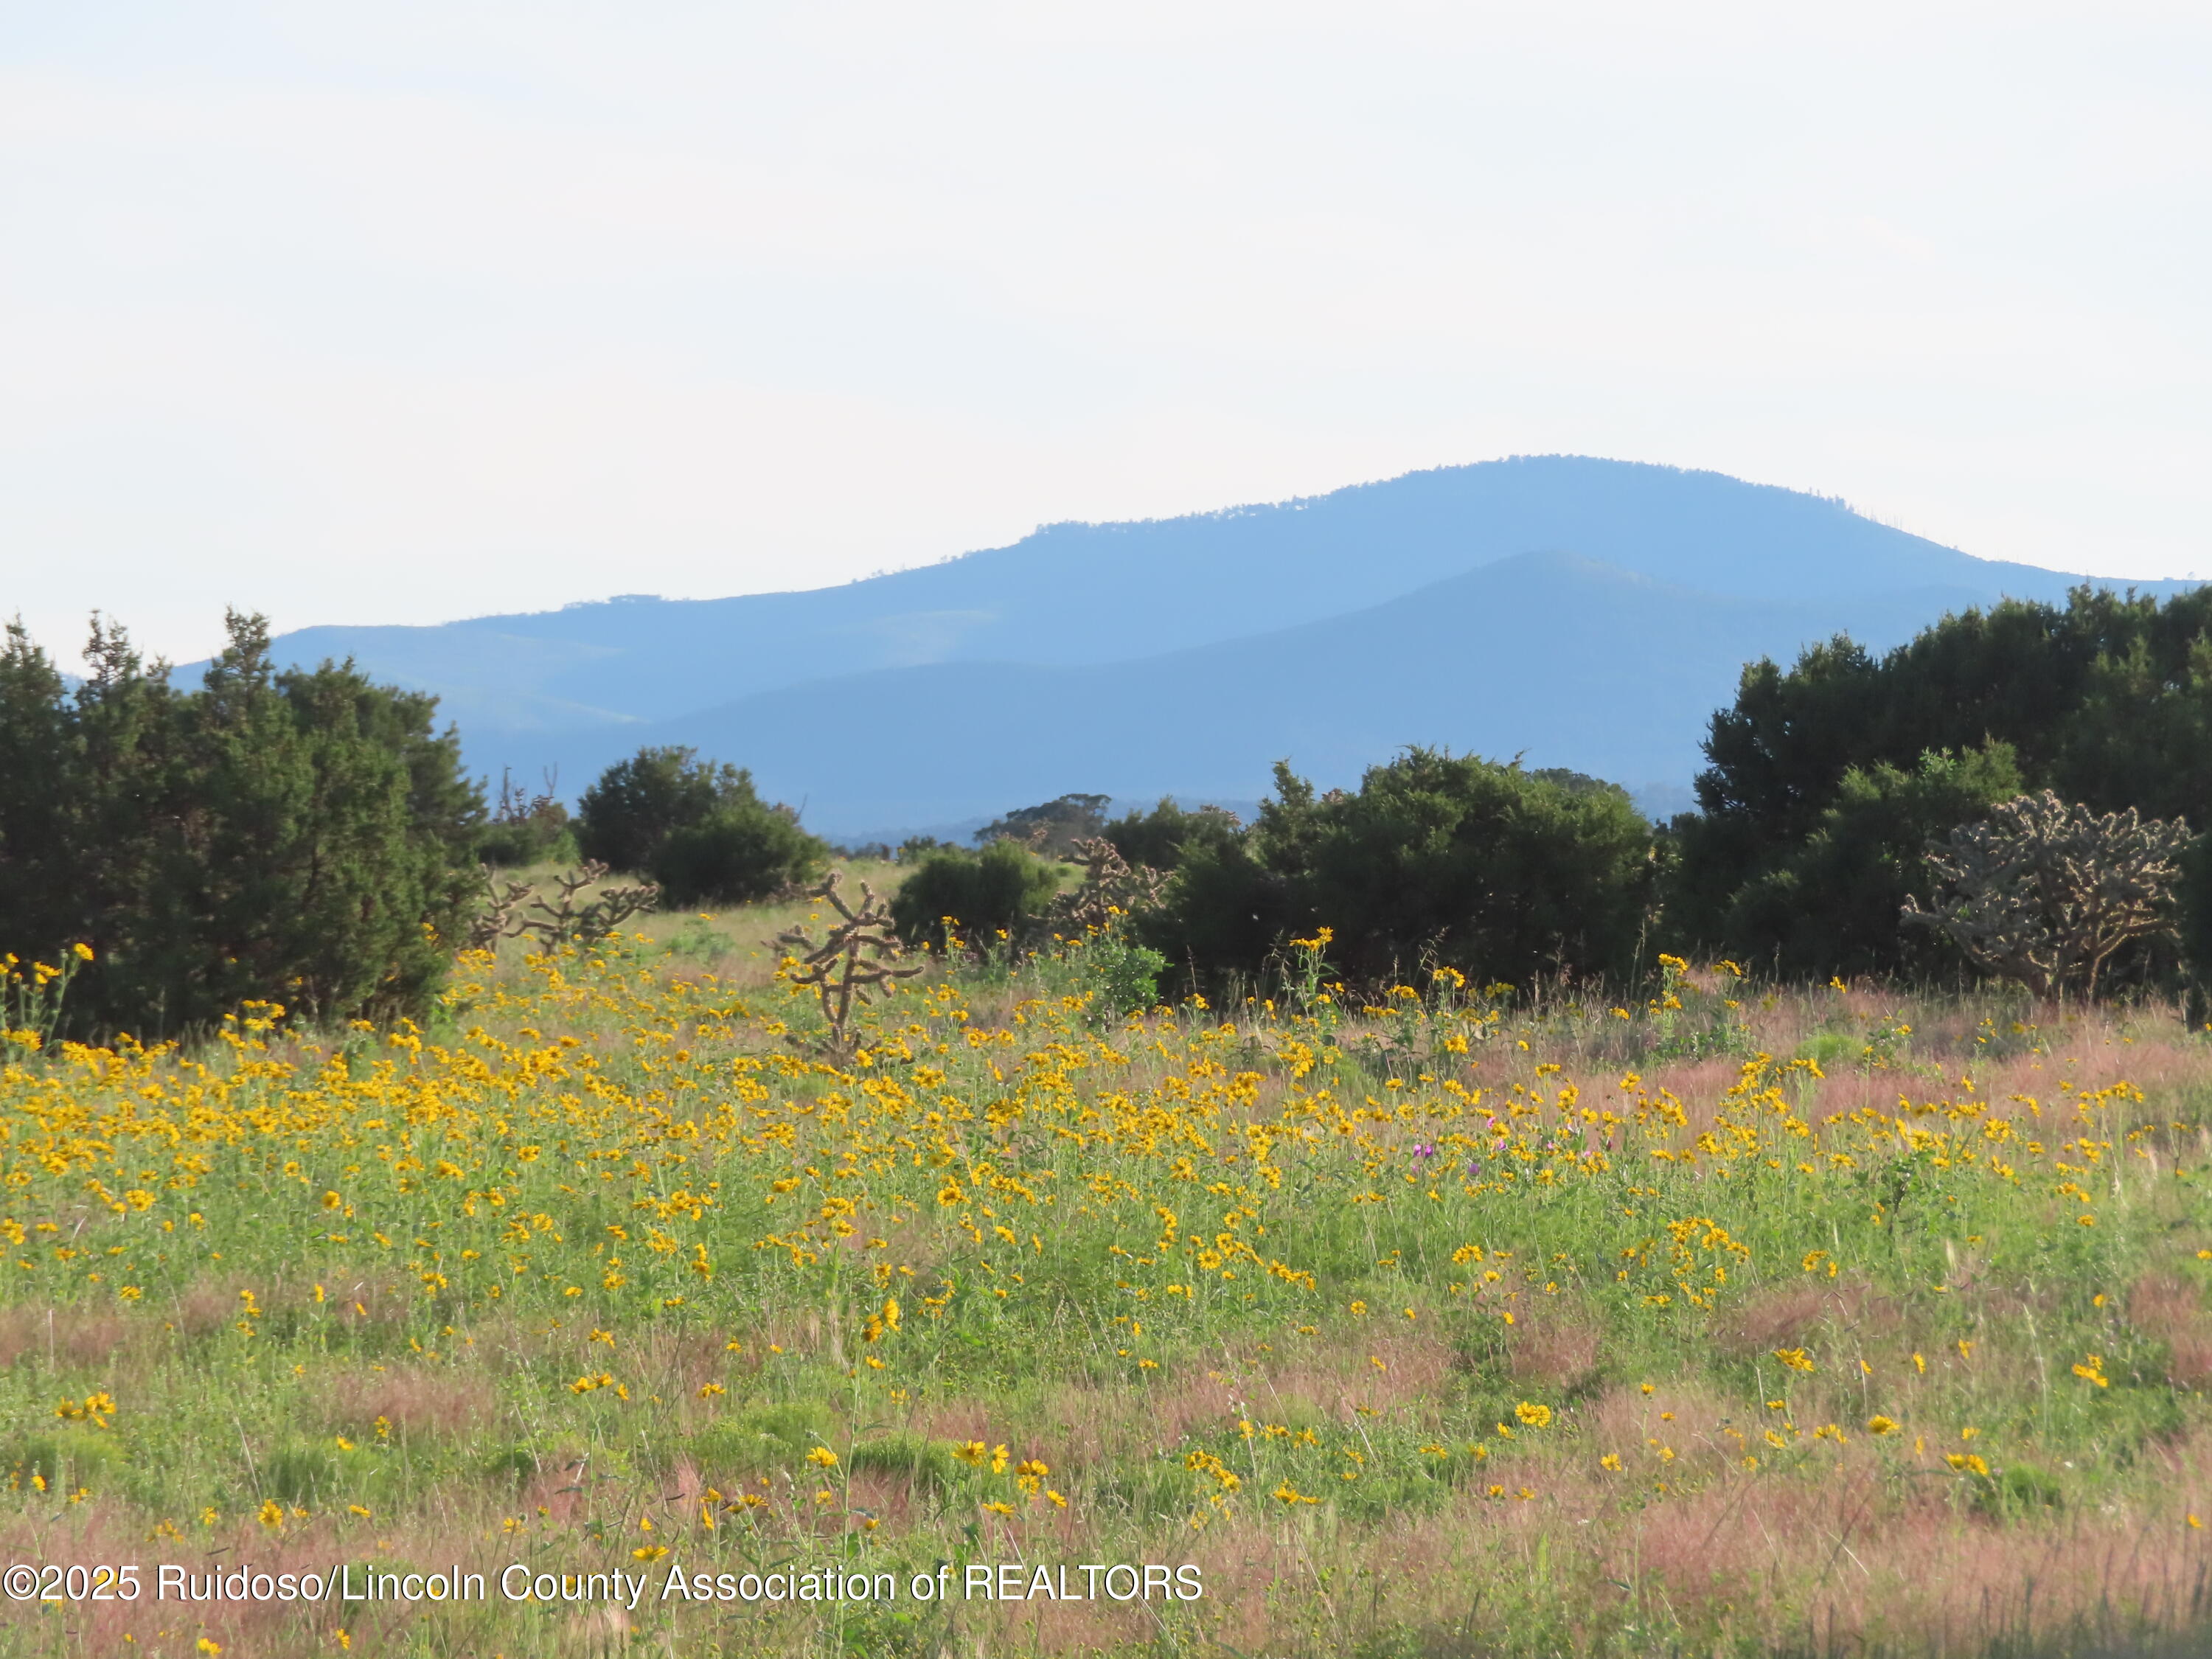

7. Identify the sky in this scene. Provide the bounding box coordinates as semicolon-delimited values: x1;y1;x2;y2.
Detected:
3;1;2209;665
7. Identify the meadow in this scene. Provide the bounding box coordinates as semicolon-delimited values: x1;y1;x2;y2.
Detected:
6;870;2212;1658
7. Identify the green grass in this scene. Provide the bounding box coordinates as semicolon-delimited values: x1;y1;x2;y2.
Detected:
4;919;2212;1658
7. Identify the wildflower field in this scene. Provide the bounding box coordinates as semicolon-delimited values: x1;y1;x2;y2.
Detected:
7;877;2212;1658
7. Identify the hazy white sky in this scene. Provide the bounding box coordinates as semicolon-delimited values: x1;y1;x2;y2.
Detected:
4;1;2208;663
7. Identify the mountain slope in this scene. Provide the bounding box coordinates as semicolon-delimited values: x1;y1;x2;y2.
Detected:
217;456;2197;827
532;552;2011;835
247;456;2182;746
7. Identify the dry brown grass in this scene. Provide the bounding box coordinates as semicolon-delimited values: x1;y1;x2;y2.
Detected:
316;1365;489;1439
1714;1279;1893;1360
2135;1270;2212;1390
1243;1328;1458;1427
1505;1303;1602;1394
0;1304;131;1371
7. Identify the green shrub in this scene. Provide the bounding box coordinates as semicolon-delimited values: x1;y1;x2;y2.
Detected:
889;839;1062;952
1149;750;1656;991
2180;834;2212;1019
1104;797;1244;872
1675;585;2212;987
476;819;579;867
3;1430;122;1495
476;768;579;867
265;1441;342;1506
1971;1461;2065;1520
650;804;827;906
576;747;748;874
481;1446;541;1489
1050;926;1168;1020
0;611;480;1038
689;1402;839;1481
846;1433;963;1495
574;745;822;901
1794;1031;1859;1070
973;793;1110;857
1716;744;2024;980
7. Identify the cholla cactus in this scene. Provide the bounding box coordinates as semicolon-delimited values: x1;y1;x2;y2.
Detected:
771;872;922;1059
1902;791;2191;998
1048;838;1169;936
465;870;535;950
467;862;661;951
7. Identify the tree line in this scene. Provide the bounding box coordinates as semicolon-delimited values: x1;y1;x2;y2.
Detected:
863;583;2212;1001
1671;582;2212;986
4;582;2211;1039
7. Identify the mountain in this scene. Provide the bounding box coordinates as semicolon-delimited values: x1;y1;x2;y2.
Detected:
231;456;2197;835
536;551;2010;832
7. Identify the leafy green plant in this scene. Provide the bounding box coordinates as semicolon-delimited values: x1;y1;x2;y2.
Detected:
1;945;90;1048
1971;1461;2066;1521
1643;955;1755;1061
1040;924;1167;1022
650;801;827;906
476;768;578;867
846;1433;964;1497
1794;1029;1858;1070
264;1441;342;1507
888;839;1062;953
1152;751;1657;995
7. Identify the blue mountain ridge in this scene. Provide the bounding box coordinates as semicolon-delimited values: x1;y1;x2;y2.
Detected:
223;456;2196;836
538;552;2008;836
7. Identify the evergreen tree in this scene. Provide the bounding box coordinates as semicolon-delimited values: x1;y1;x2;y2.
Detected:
889;839;1062;953
576;746;755;873
1103;797;1244;872
1151;751;1656;990
1718;744;2023;980
653;803;828;906
1675;585;2212;984
577;745;824;901
0;611;481;1037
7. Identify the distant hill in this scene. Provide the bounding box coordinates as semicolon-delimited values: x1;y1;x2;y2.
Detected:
540;551;2014;832
226;456;2198;836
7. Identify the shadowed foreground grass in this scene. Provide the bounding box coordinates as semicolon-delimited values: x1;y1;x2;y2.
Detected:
6;904;2212;1657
